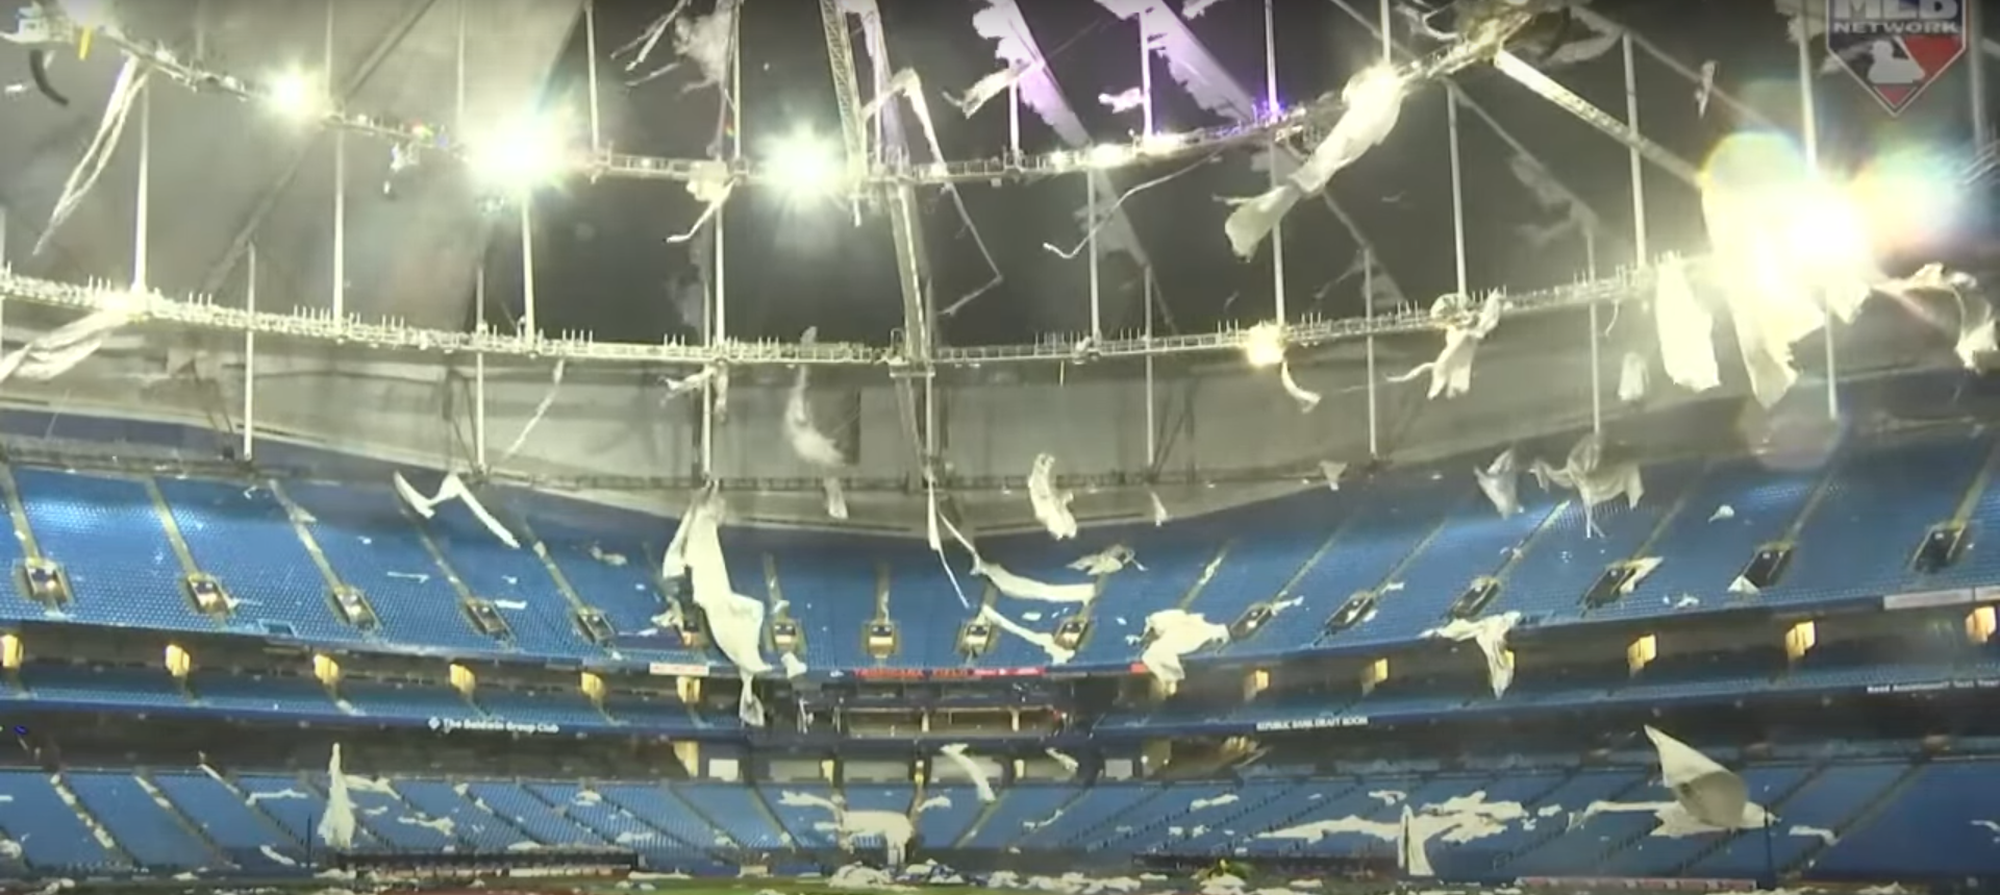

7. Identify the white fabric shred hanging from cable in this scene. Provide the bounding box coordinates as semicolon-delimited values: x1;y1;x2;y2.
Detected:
1475;448;1521;518
1388;291;1506;399
38;56;146;255
666;161;735;243
925;480;972;609
393;472;519;548
863;69;1004;309
674;0;738;93
1027;453;1078;540
785;328;847;468
711;365;731;422
316;743;356;849
1183;0;1235;17
664;493;769;727
979;604;1075;663
1618;351;1649;402
1319;460;1348;492
949;63;1028;116
821;478;849;521
0;302;143;384
1224;66;1407;259
1279;361;1321;412
1093;0;1241;119
1139;609;1229;685
938;744;997;803
1654;253;1721;394
660;491;702;580
1421;610;1521;698
932;500;1088;604
1696;61;1718;116
498;359;566;465
1529;434;1645;539
1542;11;1620;66
1149;491;1170;527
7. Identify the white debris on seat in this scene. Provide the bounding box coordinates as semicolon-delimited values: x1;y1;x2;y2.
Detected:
245;788;307;803
1188;793;1239;811
1139;610;1229;685
258;845;297;866
1421;612;1522;698
1149;492;1170;526
1257;791;1529;877
398;815;456;836
1069;545;1140;576
394;472;519;548
316;744;355;849
1709;505;1736;522
1368;790;1406;805
980;604;1075;663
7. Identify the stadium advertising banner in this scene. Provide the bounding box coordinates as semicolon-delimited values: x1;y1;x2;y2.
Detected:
847;666;1046;681
1253;715;1369;732
428;716;562;735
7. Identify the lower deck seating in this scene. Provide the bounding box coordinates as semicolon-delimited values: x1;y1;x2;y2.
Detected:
0;754;1994;879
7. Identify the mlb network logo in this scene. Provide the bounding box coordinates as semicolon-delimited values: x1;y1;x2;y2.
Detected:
1825;0;1968;115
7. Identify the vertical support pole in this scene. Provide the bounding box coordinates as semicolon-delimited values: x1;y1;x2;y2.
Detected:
1139;9;1154;137
193;0;208;61
1447;86;1466;298
519;201;536;337
133;84;151;290
327;0;343;320
455;0;467;129
243;245;257;460
1144;267;1156;467
1623;33;1648;261
1795;23;1836;420
1364;250;1378;458
1365;0;1388;459
1264;0;1286;323
1008;82;1021;158
474;265;489;470
1586;228;1601;435
585;0;602;155
702;11;746;479
1972;0;1989;145
1087;176;1101;342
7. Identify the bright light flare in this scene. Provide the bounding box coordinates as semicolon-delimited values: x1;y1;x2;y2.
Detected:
1241;321;1287;368
466;113;575;194
764;130;841;198
265;69;326;122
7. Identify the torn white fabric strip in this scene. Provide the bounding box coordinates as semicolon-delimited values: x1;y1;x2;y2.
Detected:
498;359;567;465
937;744;997;803
976;561;1095;603
1139;609;1229;685
316;743;356;849
1279;361;1322;412
1027;453;1079;540
821;478;849;521
1422;610;1521;698
1475;448;1522;518
0;304;140;384
1617;351;1649;402
979;604;1074;664
1388;291;1505;400
39;55;146;255
1149;491;1170;527
433;475;521;548
1225;66;1407;259
1319;460;1348;492
1653;254;1721;393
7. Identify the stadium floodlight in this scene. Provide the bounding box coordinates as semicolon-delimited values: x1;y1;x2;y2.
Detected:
1087;144;1132;169
465;113;575;195
264;69;325;122
1241;321;1286;368
765;129;841;198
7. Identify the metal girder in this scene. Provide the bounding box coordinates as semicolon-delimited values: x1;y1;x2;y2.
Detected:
193;0;442;298
816;0;869;178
